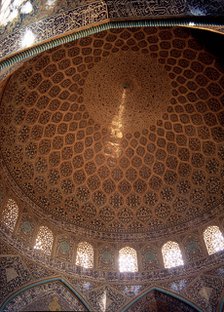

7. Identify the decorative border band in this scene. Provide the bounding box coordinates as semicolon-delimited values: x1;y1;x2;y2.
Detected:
1;18;224;75
0;277;91;312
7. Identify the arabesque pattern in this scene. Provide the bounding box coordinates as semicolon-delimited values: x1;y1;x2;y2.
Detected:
0;27;224;236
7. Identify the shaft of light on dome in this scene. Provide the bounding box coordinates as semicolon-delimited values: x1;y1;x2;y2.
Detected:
109;89;126;157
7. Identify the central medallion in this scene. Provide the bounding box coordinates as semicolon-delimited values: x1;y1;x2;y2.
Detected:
83;51;172;132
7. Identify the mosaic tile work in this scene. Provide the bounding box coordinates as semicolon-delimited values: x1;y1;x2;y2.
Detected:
162;277;196;294
24;259;56;280
107;0;224;19
1;226;224;284
0;237;224;311
126;289;200;312
141;245;160;270
183;274;224;312
1;27;224;237
0;1;108;59
184;235;205;263
86;285;126;312
1;0;224;61
55;235;73;262
98;245;116;271
0;255;31;302
0;18;224;312
187;0;224;16
17;213;37;245
2;280;88;312
107;0;186;18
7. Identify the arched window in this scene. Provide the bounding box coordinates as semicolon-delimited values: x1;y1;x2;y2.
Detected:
162;241;184;269
1;199;19;231
203;225;224;255
34;226;54;255
119;246;138;272
76;242;94;268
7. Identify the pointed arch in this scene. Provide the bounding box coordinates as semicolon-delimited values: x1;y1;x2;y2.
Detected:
1;198;19;231
0;277;91;311
218;292;224;312
203;225;224;255
34;225;54;255
162;241;184;268
121;287;202;312
119;246;138;272
76;241;94;268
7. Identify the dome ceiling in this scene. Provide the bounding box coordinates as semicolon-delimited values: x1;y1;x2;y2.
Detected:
0;27;224;234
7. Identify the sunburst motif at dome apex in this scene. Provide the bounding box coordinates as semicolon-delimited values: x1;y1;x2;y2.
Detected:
84;51;172;133
0;27;224;235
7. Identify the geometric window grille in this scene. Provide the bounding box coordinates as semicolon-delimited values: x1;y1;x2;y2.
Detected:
1;198;19;232
119;246;138;272
203;225;224;255
76;241;94;268
34;226;54;255
162;241;184;269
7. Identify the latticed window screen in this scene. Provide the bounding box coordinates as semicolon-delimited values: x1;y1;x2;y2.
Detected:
119;246;138;272
162;241;184;268
76;242;94;268
203;225;224;255
1;198;19;231
34;226;54;255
